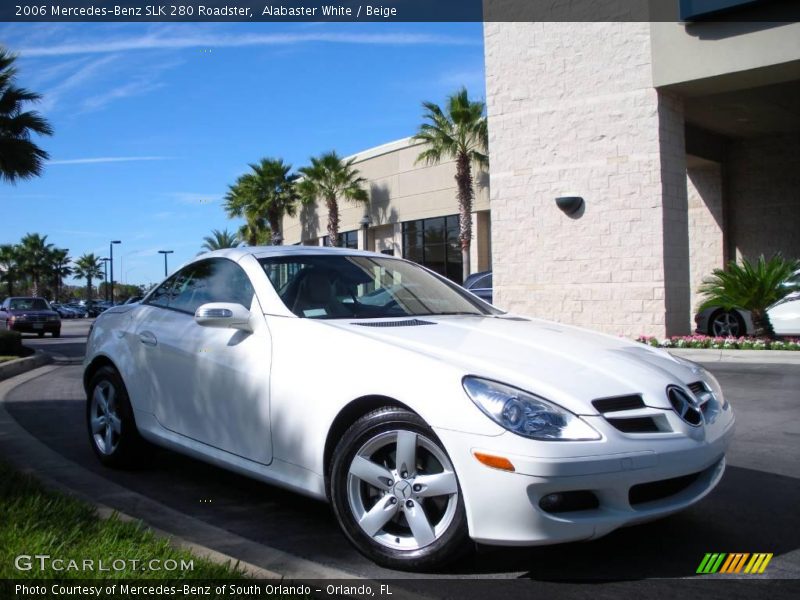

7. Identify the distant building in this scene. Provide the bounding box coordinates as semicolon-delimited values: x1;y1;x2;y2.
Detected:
281;137;491;283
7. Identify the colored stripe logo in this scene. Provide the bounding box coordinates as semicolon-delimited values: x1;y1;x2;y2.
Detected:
697;553;773;574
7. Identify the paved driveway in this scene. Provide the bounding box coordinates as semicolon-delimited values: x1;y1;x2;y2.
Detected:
4;329;798;598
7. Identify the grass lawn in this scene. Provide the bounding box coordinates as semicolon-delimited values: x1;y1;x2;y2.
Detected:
0;356;19;364
0;461;244;580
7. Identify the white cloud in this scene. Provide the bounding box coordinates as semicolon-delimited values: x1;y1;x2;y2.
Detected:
48;156;173;165
164;192;223;205
18;31;480;58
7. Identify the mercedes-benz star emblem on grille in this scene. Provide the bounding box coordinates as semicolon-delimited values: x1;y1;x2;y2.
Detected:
667;386;703;426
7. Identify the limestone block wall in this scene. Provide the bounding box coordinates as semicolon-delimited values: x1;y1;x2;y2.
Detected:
484;22;691;337
728;134;800;263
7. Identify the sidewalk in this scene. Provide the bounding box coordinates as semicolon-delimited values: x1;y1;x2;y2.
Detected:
668;348;800;365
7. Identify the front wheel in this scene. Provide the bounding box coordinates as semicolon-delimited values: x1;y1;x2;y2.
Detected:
86;366;147;468
329;407;470;571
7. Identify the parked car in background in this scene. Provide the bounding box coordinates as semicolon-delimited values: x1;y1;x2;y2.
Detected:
66;303;88;318
0;296;61;337
84;247;733;570
696;291;800;337
463;270;493;303
51;302;78;319
122;296;143;305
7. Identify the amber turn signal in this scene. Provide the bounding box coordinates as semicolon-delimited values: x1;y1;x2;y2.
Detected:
473;451;515;472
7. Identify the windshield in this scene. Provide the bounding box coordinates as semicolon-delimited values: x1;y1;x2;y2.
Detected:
10;298;50;311
259;255;500;319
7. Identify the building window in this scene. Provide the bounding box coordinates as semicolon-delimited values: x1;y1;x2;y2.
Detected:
402;215;462;283
322;230;358;248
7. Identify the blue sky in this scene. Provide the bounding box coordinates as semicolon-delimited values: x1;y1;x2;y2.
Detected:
0;22;485;288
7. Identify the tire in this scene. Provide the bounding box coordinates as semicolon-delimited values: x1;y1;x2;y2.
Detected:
37;331;44;338
708;309;746;337
329;407;470;571
86;366;147;468
52;330;61;338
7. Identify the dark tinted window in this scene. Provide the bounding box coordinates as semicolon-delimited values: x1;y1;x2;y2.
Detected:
146;259;254;314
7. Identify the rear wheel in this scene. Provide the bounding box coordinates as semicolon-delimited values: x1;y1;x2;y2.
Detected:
86;366;147;468
708;309;745;337
330;407;470;571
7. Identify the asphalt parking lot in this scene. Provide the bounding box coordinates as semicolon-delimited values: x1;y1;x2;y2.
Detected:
4;320;799;598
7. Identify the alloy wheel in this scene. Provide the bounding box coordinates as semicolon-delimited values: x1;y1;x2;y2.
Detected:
711;311;742;337
346;429;459;551
90;380;122;455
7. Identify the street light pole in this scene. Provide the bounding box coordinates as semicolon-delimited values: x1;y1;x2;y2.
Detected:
100;258;109;301
109;240;121;303
158;250;174;277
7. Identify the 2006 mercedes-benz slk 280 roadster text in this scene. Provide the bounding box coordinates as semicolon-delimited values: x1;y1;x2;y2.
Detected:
83;247;734;570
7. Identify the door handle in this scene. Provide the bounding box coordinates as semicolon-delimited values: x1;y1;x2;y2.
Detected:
138;331;158;346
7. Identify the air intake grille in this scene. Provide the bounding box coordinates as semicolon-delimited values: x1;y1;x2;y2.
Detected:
592;395;644;413
592;394;671;434
629;472;701;505
354;319;435;328
605;417;660;433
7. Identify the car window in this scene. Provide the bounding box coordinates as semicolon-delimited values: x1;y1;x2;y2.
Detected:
475;273;492;289
146;259;254;315
145;273;179;308
259;255;500;319
9;298;49;310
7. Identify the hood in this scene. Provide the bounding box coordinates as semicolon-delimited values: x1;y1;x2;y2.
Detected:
323;315;702;415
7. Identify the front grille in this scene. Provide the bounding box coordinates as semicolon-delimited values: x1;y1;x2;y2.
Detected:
354;319;434;328
606;417;660;433
687;381;706;395
592;395;644;413
629;472;701;505
20;315;48;323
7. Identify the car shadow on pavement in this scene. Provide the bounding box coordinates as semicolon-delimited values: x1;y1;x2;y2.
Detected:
5;393;799;580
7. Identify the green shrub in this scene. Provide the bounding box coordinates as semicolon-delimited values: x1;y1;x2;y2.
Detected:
0;330;22;356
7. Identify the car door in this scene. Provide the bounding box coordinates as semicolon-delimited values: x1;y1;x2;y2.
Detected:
135;258;273;464
770;294;800;336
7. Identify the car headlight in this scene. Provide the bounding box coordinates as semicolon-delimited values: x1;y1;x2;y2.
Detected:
463;377;601;441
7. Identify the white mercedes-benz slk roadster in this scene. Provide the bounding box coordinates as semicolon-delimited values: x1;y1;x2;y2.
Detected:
83;247;734;570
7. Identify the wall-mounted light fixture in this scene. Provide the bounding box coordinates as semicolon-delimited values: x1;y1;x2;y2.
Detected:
555;196;584;216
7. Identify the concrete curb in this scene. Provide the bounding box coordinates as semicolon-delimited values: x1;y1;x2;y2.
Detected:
0;349;52;382
0;366;381;586
668;348;800;365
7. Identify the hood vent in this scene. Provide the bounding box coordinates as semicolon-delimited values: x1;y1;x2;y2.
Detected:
592;395;645;413
354;319;435;328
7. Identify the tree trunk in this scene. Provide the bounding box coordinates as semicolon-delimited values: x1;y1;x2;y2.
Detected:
87;278;93;302
326;195;339;247
269;212;283;246
750;309;775;338
455;152;474;283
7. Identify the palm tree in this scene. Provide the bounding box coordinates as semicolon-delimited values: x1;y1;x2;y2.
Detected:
297;151;368;246
0;48;53;183
201;228;240;252
224;158;299;246
16;232;53;296
0;243;20;296
73;253;104;302
699;254;800;338
49;247;72;302
413;87;488;281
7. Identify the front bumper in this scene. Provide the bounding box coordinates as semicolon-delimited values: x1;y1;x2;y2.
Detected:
9;321;60;334
435;412;734;546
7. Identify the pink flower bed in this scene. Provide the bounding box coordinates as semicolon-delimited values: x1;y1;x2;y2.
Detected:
635;335;800;351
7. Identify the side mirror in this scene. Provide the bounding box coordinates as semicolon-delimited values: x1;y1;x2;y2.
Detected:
194;302;253;332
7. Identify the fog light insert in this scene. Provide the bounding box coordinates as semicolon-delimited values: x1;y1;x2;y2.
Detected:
539;491;599;513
